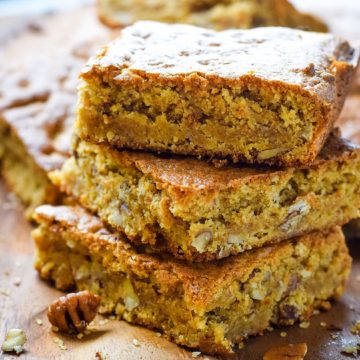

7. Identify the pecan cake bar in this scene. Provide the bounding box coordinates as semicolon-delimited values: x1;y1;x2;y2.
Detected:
77;22;358;166
0;56;77;213
0;8;112;213
98;0;328;32
33;205;351;355
51;131;360;261
0;97;72;211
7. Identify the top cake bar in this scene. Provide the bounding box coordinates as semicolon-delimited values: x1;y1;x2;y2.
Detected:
98;0;328;32
77;22;359;166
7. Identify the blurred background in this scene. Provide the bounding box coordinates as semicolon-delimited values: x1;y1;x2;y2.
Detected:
0;0;359;45
0;0;91;16
0;0;91;43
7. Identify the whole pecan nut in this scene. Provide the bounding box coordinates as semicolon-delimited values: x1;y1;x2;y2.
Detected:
47;291;101;333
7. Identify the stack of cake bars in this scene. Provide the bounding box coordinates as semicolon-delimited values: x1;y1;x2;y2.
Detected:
32;22;360;355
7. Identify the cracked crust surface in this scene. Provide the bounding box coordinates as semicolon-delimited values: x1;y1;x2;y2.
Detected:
33;204;351;355
78;22;359;166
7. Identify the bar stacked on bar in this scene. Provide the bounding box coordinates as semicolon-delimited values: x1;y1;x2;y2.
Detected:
32;22;359;355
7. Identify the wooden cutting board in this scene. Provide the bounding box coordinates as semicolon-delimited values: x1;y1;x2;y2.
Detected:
1;4;360;360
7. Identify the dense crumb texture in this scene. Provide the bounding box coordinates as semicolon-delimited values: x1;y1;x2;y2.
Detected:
33;205;351;355
98;0;328;32
0;10;112;211
51;132;360;261
78;22;358;166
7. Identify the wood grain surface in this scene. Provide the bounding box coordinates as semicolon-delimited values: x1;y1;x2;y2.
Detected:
1;2;360;359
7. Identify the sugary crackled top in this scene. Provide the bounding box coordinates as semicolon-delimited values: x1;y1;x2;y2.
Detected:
35;205;341;307
84;21;358;102
87;131;360;192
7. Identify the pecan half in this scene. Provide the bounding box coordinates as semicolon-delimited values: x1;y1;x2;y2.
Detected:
47;291;101;333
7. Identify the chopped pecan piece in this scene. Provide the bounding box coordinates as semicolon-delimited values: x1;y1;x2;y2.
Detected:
1;329;27;354
263;343;308;360
47;291;101;333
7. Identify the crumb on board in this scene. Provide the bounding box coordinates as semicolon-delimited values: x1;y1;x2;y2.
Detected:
263;343;308;360
341;343;359;356
13;277;21;286
1;329;27;354
0;288;10;296
320;301;332;311
132;338;140;347
350;321;360;335
98;319;109;326
95;351;106;360
53;336;67;350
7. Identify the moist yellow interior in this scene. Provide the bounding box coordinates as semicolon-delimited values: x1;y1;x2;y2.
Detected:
77;75;325;165
34;223;350;355
53;139;360;261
